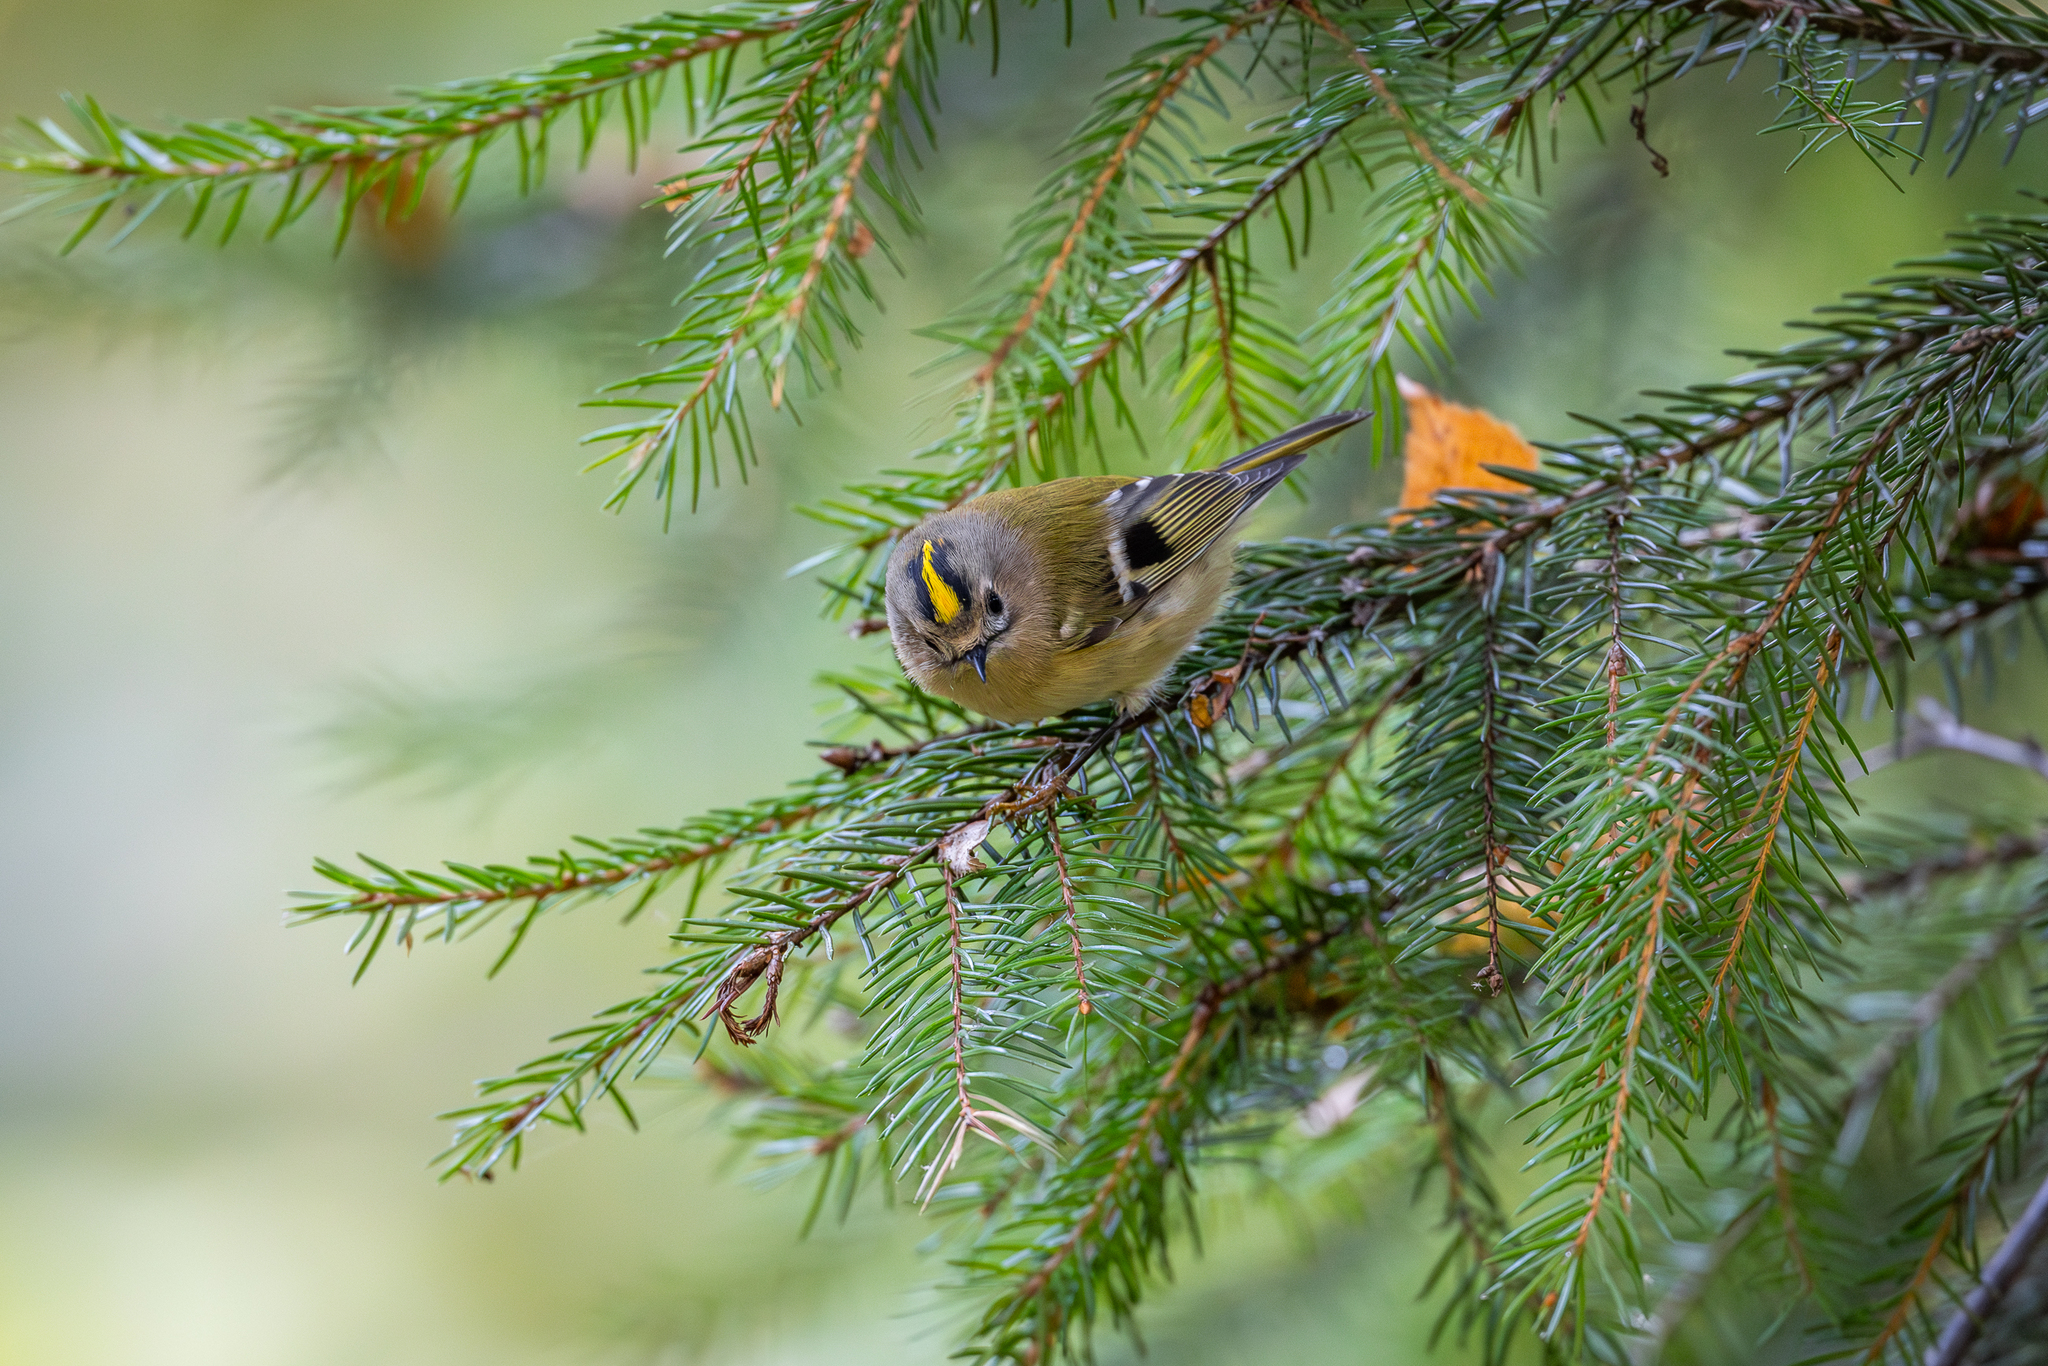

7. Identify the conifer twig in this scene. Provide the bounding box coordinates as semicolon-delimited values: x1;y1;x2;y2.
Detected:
3;7;812;184
1645;910;2032;1351
1925;1170;2048;1366
1288;0;1487;205
772;0;923;405
999;921;1343;1322
970;0;1280;386
860;116;1350;541
1043;812;1095;1016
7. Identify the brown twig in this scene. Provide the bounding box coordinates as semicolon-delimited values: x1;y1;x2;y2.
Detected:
1289;0;1488;205
1002;922;1342;1331
1642;910;2030;1351
1044;812;1095;1015
339;806;818;913
772;0;923;407
1925;1169;2048;1366
25;18;810;181
970;0;1279;388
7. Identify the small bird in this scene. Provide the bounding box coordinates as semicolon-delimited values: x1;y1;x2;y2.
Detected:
884;411;1368;724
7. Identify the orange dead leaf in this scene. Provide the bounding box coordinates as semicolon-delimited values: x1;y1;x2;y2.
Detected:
1437;864;1546;958
1396;374;1539;511
1959;473;2047;551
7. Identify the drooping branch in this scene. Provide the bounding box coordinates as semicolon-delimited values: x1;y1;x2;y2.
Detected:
853;117;1356;547
771;0;923;405
1644;910;2032;1352
1289;0;1486;206
991;919;1346;1342
970;0;1281;387
915;864;1006;1205
1925;1169;2048;1366
1043;813;1095;1015
2;5;812;187
314;806;819;916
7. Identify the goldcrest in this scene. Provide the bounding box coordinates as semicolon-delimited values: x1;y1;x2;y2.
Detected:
883;411;1367;723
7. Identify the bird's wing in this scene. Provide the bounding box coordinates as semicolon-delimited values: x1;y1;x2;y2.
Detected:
1101;470;1256;605
1096;411;1370;616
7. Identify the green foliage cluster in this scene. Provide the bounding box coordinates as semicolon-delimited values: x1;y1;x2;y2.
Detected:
18;0;2048;1361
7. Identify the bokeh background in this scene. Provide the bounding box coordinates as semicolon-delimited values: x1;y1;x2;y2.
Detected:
4;4;2048;1363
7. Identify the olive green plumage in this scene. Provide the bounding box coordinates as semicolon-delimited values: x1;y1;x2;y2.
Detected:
883;412;1367;723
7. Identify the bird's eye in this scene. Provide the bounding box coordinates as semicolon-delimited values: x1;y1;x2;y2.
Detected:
987;592;1005;617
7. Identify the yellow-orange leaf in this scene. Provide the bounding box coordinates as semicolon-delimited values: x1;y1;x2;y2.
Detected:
1396;374;1539;510
1436;863;1546;958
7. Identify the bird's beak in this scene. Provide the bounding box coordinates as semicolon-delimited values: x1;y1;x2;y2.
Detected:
965;643;989;683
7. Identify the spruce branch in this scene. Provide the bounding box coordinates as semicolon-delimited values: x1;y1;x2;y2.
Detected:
1707;631;1844;1014
589;0;939;517
136;4;2048;1352
770;0;923;406
1925;1167;2048;1366
1;4;815;247
840;114;1354;551
972;914;1349;1360
914;864;1011;1207
1043;812;1095;1016
1705;0;2048;75
1642;869;2043;1354
968;0;1282;387
1287;0;1487;207
292;800;823;980
816;16;1527;575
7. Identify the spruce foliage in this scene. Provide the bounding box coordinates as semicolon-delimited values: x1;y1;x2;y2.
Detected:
17;0;2048;1360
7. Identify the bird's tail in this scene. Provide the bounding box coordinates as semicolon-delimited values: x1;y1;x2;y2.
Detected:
1217;409;1370;475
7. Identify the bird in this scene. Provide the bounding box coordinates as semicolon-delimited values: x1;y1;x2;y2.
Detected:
882;410;1368;724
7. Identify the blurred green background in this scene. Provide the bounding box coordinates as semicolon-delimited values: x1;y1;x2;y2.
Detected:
5;4;2048;1363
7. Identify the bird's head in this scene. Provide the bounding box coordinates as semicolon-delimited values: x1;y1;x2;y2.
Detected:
883;518;1029;685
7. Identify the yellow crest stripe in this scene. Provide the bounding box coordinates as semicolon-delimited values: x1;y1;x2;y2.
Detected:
920;539;962;624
